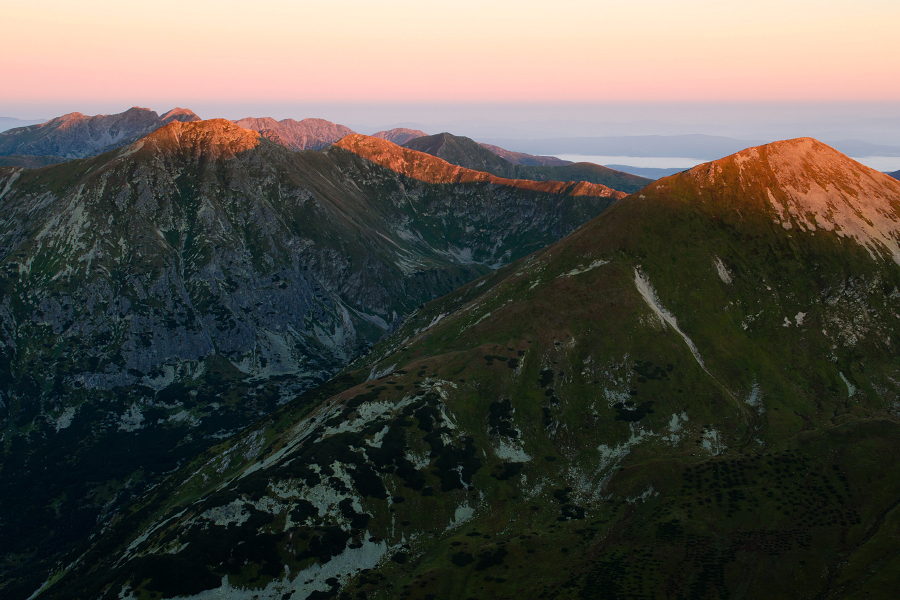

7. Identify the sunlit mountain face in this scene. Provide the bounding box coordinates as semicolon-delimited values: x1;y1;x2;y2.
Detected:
0;118;626;598
24;138;900;600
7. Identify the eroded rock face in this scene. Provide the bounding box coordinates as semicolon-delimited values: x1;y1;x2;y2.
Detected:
0;119;623;595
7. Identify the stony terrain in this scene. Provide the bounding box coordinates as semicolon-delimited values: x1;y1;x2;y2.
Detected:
0;119;623;597
32;138;900;600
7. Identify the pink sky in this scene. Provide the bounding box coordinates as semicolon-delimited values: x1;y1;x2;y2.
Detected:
2;0;899;109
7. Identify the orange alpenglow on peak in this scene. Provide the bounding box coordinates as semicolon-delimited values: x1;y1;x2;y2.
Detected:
333;134;627;199
129;119;262;158
652;137;900;264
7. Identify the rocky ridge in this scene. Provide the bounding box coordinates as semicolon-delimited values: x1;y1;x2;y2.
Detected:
336;134;626;199
403;131;652;194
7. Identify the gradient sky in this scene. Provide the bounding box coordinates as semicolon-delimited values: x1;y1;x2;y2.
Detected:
2;0;899;116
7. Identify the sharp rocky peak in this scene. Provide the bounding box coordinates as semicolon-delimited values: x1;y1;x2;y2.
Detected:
135;118;262;157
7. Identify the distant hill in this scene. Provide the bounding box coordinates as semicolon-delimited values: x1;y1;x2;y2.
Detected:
0;116;45;133
0;106;200;160
828;140;900;157
404;132;517;175
404;132;652;193
604;164;689;179
371;127;427;145
481;134;767;160
888;169;900;180
233;117;354;151
479;142;571;166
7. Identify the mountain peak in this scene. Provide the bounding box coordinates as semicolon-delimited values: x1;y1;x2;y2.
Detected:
136;118;261;157
371;127;427;145
673;137;900;263
160;107;201;123
233;116;355;151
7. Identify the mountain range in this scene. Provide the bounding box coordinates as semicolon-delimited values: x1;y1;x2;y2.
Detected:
0;107;649;190
0;119;625;597
23;137;900;600
889;169;899;180
0;107;201;164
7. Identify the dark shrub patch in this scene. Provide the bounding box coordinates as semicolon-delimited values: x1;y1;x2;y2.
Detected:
488;398;517;438
298;526;352;563
349;464;388;499
137;555;222;597
492;462;524;480
613;401;655;422
474;547;508;571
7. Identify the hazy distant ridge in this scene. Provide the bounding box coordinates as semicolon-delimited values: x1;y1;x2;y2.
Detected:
483;134;900;160
233;117;354;151
370;127;427;144
0;106;200;161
